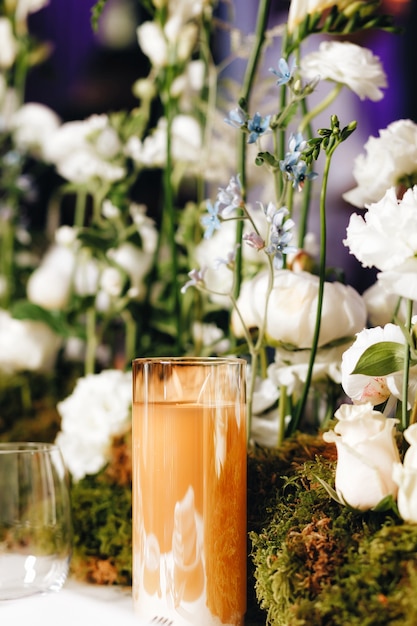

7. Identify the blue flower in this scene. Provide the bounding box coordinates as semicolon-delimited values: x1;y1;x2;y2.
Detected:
224;106;247;129
247;112;271;144
288;132;307;154
264;206;297;268
216;175;243;217
269;57;296;86
201;200;221;239
288;161;318;192
279;151;300;176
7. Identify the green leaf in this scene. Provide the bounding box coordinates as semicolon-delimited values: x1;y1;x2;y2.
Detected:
314;474;344;505
10;301;71;337
352;342;408;376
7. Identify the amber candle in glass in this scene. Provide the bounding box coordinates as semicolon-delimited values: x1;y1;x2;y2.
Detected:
132;357;247;626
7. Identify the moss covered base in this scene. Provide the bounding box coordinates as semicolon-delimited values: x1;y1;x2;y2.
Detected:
249;434;417;626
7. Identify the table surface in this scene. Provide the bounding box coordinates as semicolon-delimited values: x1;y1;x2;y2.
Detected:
0;578;263;625
0;578;143;625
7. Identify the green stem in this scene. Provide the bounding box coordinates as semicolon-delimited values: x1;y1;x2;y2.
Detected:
74;188;88;228
85;306;97;375
234;0;272;301
162;103;181;351
288;146;333;435
277;385;287;446
401;299;413;431
231;0;272;438
299;84;343;134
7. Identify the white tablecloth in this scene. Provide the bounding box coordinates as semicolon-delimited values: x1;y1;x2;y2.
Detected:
0;578;144;625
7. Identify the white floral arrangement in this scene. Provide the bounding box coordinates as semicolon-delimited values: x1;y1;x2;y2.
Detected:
2;0;417;612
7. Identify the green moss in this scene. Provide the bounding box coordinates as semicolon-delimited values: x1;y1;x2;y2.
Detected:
70;473;132;586
249;435;417;626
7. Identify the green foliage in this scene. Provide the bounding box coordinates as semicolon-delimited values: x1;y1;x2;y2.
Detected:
90;0;109;32
285;3;400;55
352;341;408;376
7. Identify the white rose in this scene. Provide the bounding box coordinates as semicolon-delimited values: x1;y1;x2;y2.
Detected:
10;103;61;158
392;424;417;523
323;402;400;509
56;369;132;481
392;463;417;524
0;18;17;68
301;41;386;101
341;324;417;407
343;120;417;208
232;269;366;349
344;186;417;272
0;309;61;373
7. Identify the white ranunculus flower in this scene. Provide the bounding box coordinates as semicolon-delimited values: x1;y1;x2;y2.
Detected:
126;115;201;169
343;120;417;208
0;309;61;373
301;41;386;101
341;324;417;408
0;18;17;68
232;269;366;349
362;280;417;327
344;186;417;272
323;402;400;509
43;114;126;184
56;369;132;481
376;258;417;301
251;409;288;449
27;245;75;310
251;375;280;416
10;103;61;158
57;151;125;184
268;341;352;396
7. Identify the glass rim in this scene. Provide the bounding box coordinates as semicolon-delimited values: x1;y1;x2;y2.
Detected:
0;442;60;454
132;356;246;366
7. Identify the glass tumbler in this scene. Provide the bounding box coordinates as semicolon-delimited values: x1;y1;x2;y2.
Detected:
0;442;72;600
132;356;247;626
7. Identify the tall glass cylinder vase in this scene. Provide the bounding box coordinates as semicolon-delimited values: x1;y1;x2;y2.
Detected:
132;357;247;626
